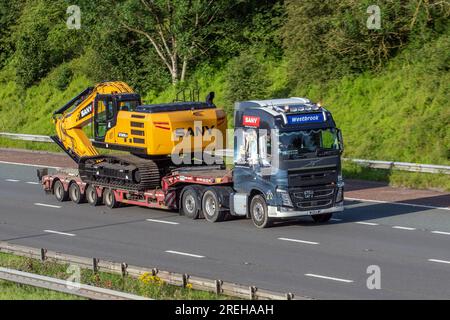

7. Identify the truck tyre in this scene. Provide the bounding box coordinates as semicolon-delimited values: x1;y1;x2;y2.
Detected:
86;185;102;207
250;195;273;228
202;189;226;223
69;182;85;204
54;180;69;202
181;186;201;219
311;213;332;223
103;188;119;209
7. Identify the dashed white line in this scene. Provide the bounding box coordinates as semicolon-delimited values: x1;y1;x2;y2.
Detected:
278;237;319;245
5;179;20;182
305;273;353;283
34;203;62;209
146;219;179;225
0;160;60;170
165;250;204;258
428;259;450;265
26;181;39;185
43;230;76;237
345;197;450;211
431;231;450;236
330;218;342;222
392;226;416;231
355;221;379;226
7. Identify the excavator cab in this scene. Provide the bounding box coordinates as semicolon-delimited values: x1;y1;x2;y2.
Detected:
93;93;141;142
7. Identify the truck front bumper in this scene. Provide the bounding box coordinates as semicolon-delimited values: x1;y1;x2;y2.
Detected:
267;202;344;218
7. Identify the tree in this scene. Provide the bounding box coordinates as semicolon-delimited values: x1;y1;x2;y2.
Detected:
118;0;243;85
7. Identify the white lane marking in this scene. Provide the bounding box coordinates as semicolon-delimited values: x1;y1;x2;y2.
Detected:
165;250;204;258
355;221;379;226
428;259;450;265
345;197;450;211
0;160;60;170
392;226;416;231
43;230;76;237
26;181;39;185
330;218;342;222
431;231;450;236
34;203;62;209
146;219;179;225
5;179;20;182
305;273;353;283
278;237;319;245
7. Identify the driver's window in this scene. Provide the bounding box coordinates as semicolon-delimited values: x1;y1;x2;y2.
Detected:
245;129;258;165
234;128;258;166
259;130;271;167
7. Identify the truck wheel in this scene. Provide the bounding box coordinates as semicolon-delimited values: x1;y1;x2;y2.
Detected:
103;188;119;208
311;213;332;223
86;185;102;207
202;189;225;223
54;180;69;202
181;186;201;219
69;182;85;204
250;195;273;228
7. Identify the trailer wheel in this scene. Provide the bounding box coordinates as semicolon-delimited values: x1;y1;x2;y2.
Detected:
202;189;225;223
86;185;102;206
69;182;85;204
103;188;119;209
250;195;272;228
181;186;201;219
54;180;69;202
311;213;332;223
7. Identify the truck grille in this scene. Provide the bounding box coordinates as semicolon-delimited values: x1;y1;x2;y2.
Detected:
288;167;338;187
289;186;336;210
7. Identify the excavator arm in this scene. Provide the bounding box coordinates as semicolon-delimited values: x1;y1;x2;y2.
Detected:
51;81;136;163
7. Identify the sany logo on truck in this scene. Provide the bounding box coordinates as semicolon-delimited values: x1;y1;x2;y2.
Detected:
174;125;215;138
243;115;260;127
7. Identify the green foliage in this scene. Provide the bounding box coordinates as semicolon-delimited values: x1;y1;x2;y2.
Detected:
283;0;450;89
224;52;272;110
13;0;85;88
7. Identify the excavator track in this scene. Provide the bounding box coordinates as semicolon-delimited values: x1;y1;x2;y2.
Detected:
78;154;162;191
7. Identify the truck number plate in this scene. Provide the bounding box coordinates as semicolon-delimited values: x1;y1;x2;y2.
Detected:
310;210;320;215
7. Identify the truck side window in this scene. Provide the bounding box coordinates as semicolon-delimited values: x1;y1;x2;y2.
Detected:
245;129;258;165
259;129;271;167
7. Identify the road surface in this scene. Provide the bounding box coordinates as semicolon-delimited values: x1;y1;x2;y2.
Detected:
0;149;449;299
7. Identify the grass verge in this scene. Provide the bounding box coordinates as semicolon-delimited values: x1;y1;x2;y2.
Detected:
0;252;229;300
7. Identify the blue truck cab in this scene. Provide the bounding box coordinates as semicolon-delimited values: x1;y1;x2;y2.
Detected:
230;98;344;228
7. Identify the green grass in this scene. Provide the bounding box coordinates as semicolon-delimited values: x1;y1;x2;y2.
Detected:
0;252;229;300
0;280;84;300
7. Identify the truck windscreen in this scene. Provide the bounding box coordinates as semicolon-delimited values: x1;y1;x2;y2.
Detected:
279;128;340;159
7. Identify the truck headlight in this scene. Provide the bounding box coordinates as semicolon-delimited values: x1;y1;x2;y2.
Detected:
277;189;293;207
335;187;344;203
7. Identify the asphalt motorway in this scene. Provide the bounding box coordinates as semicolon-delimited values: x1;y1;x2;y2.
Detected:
0;162;449;299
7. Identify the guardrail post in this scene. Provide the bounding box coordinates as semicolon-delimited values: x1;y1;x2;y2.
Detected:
121;263;128;277
215;280;223;295
249;286;257;300
182;274;189;288
40;248;47;262
92;258;99;273
286;292;294;300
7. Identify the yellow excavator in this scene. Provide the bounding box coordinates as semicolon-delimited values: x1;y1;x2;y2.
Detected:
52;81;227;190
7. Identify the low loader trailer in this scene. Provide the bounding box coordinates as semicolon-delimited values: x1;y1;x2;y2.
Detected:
38;98;345;228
